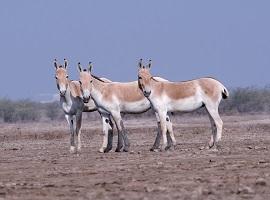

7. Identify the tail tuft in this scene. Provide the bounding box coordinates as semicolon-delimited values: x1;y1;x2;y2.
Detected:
222;87;229;99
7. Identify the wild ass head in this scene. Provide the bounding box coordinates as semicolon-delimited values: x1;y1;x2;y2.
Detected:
77;62;93;103
137;59;153;97
54;59;69;96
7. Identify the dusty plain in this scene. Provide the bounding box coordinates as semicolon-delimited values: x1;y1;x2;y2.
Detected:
0;114;270;200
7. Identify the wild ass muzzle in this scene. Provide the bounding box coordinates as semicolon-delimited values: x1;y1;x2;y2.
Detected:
54;59;113;153
77;62;174;152
137;59;229;150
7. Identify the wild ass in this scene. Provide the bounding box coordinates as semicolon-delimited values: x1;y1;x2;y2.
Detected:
137;59;229;150
54;59;113;153
77;62;174;152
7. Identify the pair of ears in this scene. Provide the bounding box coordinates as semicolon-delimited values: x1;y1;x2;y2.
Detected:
54;59;68;69
54;59;92;72
138;59;152;69
77;62;92;73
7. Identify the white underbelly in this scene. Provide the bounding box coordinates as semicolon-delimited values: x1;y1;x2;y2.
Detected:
120;99;150;113
167;96;203;112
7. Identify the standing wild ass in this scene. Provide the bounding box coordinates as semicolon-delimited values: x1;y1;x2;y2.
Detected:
54;59;113;153
137;59;229;150
77;62;174;152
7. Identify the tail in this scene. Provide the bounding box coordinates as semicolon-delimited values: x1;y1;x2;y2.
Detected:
221;85;229;99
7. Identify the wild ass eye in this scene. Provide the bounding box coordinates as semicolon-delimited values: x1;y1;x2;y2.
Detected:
66;75;69;78
55;76;58;79
90;80;93;83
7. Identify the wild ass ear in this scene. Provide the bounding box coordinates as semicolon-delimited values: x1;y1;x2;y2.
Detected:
54;59;58;69
138;59;143;68
64;59;68;69
77;62;82;72
88;62;93;73
147;59;152;69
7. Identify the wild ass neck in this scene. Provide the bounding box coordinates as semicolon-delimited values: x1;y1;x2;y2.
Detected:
60;87;72;113
90;77;107;106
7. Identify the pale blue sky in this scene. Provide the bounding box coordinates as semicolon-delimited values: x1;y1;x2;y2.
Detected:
0;1;269;100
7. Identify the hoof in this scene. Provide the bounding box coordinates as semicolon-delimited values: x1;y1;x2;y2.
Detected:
115;145;123;152
104;147;112;153
169;145;176;151
206;143;219;152
208;140;214;149
77;149;81;154
165;146;171;151
150;146;159;151
70;146;76;154
123;146;129;152
99;147;105;153
209;146;219;152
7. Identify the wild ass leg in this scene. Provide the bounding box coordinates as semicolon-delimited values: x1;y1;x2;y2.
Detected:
166;115;176;150
157;110;169;151
206;111;216;148
150;112;162;151
75;112;83;152
112;113;129;152
104;118;114;153
99;114;114;153
120;120;130;152
151;113;173;151
65;114;76;153
206;105;223;149
99;115;110;153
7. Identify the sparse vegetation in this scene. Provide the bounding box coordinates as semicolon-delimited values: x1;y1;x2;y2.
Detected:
1;86;270;123
44;102;63;121
0;99;41;122
221;86;270;113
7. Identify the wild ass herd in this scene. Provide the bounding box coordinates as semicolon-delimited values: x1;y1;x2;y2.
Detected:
54;59;229;153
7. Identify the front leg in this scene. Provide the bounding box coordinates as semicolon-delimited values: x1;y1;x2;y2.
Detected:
65;114;76;154
75;112;83;152
157;111;169;151
99;115;110;153
151;113;173;151
150;121;162;151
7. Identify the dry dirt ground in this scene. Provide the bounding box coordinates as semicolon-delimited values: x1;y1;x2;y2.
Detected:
0;114;270;200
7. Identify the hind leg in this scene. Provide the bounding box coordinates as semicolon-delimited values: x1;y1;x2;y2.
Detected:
206;105;223;148
151;112;162;151
150;121;162;151
112;112;129;152
166;115;176;150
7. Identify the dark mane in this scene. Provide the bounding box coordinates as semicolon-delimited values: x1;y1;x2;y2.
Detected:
151;77;160;82
152;76;219;83
92;74;106;83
